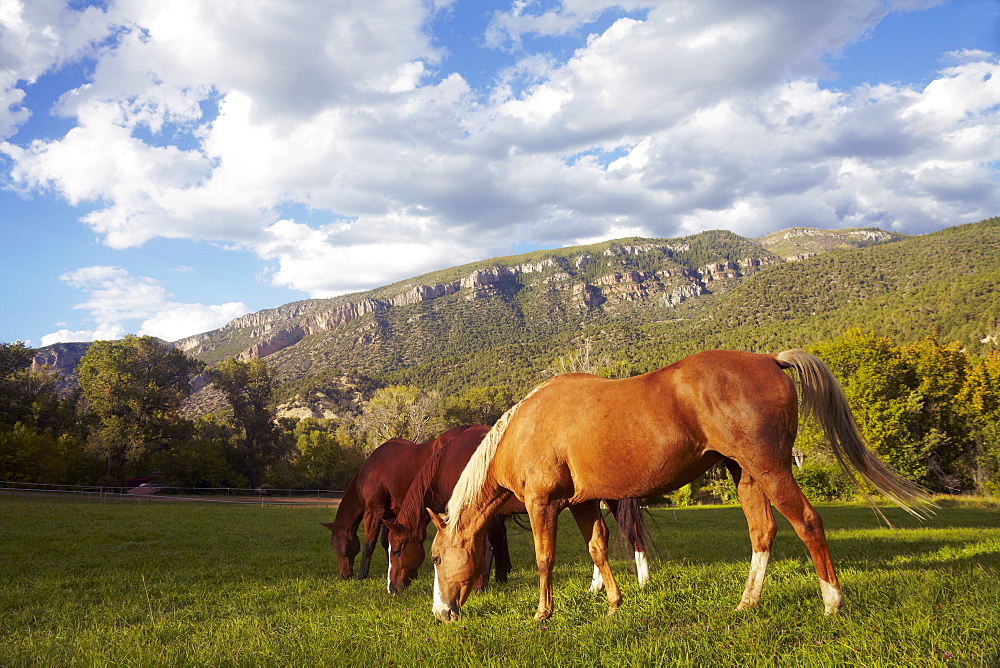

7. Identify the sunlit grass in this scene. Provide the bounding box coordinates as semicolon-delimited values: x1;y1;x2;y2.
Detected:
2;496;998;665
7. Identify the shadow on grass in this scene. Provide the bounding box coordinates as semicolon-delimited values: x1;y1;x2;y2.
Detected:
618;505;1000;575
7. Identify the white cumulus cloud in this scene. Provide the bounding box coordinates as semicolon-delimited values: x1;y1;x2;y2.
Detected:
3;0;999;304
41;266;247;345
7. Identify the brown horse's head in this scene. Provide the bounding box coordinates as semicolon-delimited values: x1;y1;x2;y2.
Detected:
384;519;427;594
428;509;484;621
321;521;360;580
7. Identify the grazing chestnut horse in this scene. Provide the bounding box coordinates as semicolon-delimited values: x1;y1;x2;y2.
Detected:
321;426;469;579
383;424;653;594
384;425;512;593
429;349;931;621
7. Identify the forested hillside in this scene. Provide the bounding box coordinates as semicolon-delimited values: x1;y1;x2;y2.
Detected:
28;220;998;409
175;225;941;400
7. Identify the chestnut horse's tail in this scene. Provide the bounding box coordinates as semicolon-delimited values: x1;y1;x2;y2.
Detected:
776;349;934;523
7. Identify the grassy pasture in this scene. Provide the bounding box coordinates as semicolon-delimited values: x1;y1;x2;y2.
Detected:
1;495;998;666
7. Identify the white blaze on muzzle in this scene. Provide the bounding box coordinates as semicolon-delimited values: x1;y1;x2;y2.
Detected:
432;564;447;615
386;538;395;593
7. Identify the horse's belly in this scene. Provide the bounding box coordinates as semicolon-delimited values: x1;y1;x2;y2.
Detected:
565;445;720;501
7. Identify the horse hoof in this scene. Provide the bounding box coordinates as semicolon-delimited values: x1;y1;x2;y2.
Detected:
534;610;552;621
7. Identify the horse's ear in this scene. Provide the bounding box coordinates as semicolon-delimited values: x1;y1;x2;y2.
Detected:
382;519;403;533
426;508;447;532
320;522;334;531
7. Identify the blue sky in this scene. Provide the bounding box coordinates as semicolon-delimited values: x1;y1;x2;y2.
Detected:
2;0;998;348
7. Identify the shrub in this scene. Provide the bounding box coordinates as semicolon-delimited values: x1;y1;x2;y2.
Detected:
794;460;856;501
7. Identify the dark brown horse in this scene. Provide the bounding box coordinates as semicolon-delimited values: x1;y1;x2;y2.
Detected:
429;349;931;621
321;426;469;579
383;424;654;594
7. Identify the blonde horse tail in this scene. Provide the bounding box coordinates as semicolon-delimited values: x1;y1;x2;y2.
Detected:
446;380;550;524
776;349;934;523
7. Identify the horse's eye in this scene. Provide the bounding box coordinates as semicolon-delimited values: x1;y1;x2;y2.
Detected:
391;549;401;556
432;556;441;565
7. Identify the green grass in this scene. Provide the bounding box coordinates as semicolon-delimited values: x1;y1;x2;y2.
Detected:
2;496;998;666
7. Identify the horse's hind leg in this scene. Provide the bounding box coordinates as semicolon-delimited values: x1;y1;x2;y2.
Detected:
571;500;622;614
756;469;843;614
605;498;651;588
588;502;609;592
726;461;777;611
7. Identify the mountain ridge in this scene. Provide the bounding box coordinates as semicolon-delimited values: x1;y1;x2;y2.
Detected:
35;220;1000;419
172;226;906;368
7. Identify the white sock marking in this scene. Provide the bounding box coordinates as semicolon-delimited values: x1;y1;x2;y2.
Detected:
819;578;843;614
589;564;604;592
386;538;395;593
737;550;770;609
635;551;650;587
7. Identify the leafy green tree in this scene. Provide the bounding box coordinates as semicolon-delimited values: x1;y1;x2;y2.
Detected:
0;423;100;484
290;418;365;489
207;358;285;489
0;341;98;484
956;351;1000;494
443;386;516;426
357;385;444;450
899;336;972;491
0;341;35;426
810;329;923;479
77;335;203;482
149;438;249;490
809;329;998;491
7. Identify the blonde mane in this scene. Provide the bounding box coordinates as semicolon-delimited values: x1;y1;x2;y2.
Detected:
445;380;550;525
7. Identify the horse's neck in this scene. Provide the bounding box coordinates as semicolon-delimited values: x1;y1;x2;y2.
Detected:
453;477;512;536
395;454;441;530
333;478;365;530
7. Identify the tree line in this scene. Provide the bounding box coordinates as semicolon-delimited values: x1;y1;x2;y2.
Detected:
2;328;999;498
0;336;516;491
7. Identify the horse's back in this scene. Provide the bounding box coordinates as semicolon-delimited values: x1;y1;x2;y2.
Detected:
494;349;798;500
356;437;436;503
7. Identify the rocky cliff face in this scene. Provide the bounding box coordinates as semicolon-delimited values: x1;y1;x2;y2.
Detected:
759;226;905;260
182;240;780;363
32;341;90;371
31;342;91;391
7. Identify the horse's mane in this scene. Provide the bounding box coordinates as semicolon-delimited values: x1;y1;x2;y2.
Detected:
396;432;457;530
446;381;551;526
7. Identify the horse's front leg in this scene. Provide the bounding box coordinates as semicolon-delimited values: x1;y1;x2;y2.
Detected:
526;497;560;620
490;515;512;584
357;507;384;580
571;500;621;614
474;527;495;591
